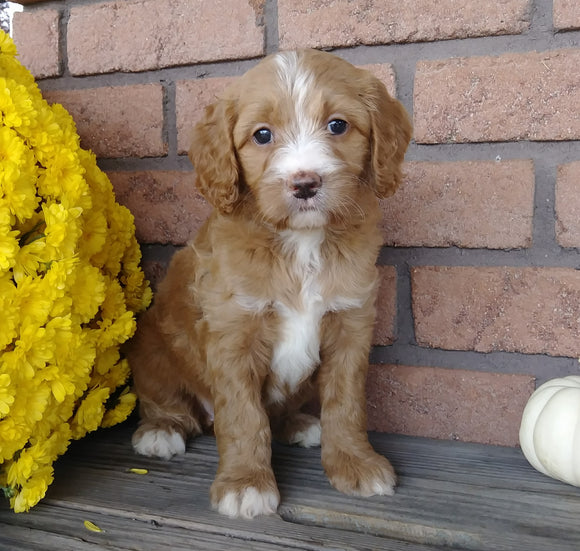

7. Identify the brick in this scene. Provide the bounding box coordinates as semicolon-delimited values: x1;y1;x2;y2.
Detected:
43;85;165;159
417;51;580;143
412;267;580;357
360;64;397;97
279;0;530;50
556;162;580;247
381;160;534;249
554;0;580;30
67;0;265;76
372;266;397;346
12;9;60;79
176;77;236;155
109;171;212;245
414;49;580;143
366;364;535;446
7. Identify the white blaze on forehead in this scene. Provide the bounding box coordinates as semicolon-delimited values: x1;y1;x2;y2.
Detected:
274;51;315;118
272;52;343;177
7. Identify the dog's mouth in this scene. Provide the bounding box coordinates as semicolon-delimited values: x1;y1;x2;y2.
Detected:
290;189;326;216
288;195;327;229
296;196;320;211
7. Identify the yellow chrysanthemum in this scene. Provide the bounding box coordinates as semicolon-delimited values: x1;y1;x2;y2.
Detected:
38;146;90;211
50;103;81;153
0;32;151;513
101;385;137;428
15;275;54;328
15;384;50;427
0;78;35;131
0;31;17;56
43;202;83;259
93;352;130;391
0;373;14;418
97;311;136;350
0;205;18;271
12;239;46;283
69;263;106;323
0;275;18;350
0;234;18;271
70;387;110;438
12;466;53;513
24;105;62;166
79;209;108;260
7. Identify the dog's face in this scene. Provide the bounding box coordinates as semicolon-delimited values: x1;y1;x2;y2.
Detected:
190;49;411;230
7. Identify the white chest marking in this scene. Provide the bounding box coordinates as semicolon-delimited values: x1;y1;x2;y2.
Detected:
270;230;325;397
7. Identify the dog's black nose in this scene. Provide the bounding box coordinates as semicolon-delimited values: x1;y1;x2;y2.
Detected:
291;171;321;200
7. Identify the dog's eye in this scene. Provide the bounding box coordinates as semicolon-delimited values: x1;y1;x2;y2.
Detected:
253;128;273;145
327;119;348;135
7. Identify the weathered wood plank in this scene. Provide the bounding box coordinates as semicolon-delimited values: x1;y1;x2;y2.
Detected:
0;503;444;551
2;421;580;551
0;528;106;551
1;502;343;551
369;433;571;493
32;479;440;550
1;426;444;550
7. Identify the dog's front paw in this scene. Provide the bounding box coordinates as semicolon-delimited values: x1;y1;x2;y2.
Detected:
216;487;280;519
324;450;397;497
132;427;186;459
211;471;280;518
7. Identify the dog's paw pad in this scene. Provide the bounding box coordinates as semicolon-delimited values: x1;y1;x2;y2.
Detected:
217;487;279;519
132;429;185;459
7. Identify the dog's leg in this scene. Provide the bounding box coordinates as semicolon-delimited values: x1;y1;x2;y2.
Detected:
129;309;205;460
207;327;280;519
318;307;397;497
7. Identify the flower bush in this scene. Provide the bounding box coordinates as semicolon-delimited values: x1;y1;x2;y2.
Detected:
0;32;152;512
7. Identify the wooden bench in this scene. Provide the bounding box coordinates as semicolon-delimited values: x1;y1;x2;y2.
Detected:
1;421;579;550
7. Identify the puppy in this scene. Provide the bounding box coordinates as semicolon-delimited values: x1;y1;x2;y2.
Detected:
129;49;412;519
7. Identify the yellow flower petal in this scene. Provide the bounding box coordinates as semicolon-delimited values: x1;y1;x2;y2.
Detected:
83;520;104;533
128;468;148;475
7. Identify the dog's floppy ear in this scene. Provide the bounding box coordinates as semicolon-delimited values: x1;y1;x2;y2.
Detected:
364;77;412;199
189;98;240;214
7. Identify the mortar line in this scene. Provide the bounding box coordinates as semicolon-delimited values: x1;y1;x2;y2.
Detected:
58;1;70;78
369;343;580;385
263;0;279;55
394;263;417;348
162;80;178;160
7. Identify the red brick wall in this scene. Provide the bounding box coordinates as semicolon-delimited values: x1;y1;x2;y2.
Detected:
12;0;580;446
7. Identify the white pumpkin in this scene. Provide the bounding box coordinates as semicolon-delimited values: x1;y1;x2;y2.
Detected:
519;375;580;486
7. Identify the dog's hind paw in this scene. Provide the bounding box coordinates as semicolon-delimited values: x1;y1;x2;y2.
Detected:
132;428;186;459
274;413;321;448
287;416;321;448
